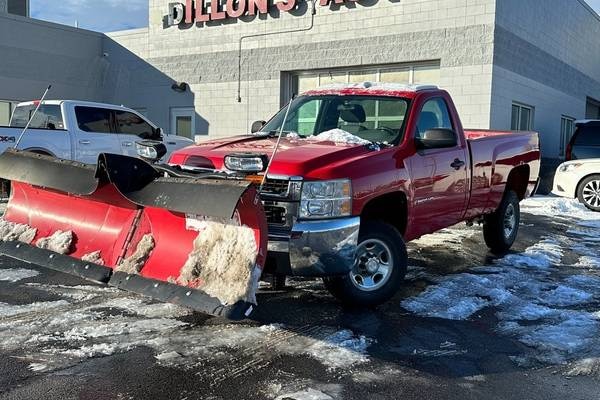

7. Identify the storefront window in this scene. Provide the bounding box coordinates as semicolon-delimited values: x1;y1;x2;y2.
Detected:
292;62;440;96
413;65;440;84
380;68;410;84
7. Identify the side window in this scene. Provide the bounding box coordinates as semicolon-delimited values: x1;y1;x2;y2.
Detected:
9;105;64;130
116;111;155;139
76;107;113;134
416;98;453;140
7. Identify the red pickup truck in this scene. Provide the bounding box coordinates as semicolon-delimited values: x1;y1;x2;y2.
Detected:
169;83;541;307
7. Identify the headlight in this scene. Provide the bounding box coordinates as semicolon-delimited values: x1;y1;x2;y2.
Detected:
300;179;352;219
558;163;582;173
224;153;267;172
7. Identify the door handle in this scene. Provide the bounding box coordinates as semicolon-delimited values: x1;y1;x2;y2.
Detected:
451;159;465;170
78;140;91;145
122;141;133;147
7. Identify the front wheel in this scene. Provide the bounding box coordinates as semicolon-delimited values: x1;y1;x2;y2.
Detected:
323;221;407;307
577;174;600;212
483;190;520;254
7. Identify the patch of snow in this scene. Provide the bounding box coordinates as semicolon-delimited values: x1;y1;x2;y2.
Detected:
116;234;154;274
0;300;70;318
0;219;37;243
537;285;593;307
81;251;104;265
36;230;72;254
307;129;371;146
565;357;600;376
178;222;258;305
575;256;600;268
521;196;600;222
0;268;39;282
276;388;334;400
411;226;478;248
28;363;47;372
286;132;301;140
500;239;562;269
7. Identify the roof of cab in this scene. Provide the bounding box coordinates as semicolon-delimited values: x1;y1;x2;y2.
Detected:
302;82;440;98
16;100;135;111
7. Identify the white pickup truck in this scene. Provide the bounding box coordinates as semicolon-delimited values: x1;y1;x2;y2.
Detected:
0;100;193;164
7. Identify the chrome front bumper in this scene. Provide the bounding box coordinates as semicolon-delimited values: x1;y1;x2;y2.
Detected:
267;217;360;277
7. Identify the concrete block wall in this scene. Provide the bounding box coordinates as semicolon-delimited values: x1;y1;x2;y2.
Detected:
108;0;497;137
0;13;106;103
490;0;600;158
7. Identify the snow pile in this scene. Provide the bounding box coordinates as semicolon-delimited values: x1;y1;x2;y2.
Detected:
36;230;73;254
0;219;37;243
0;282;374;375
116;234;154;274
81;251;104;265
0;268;39;282
307;129;371;146
521;196;600;221
403;196;600;367
178;221;258;305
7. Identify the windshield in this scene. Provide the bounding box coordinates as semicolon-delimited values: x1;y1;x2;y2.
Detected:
260;95;410;144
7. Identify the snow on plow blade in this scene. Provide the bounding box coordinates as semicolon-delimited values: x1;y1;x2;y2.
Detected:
0;150;267;320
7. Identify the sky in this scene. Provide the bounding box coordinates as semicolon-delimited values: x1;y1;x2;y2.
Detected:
30;0;600;33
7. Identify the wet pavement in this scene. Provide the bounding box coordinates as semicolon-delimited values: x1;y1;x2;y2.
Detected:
0;197;599;400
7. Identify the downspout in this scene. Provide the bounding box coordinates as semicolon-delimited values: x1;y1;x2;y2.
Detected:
236;0;318;103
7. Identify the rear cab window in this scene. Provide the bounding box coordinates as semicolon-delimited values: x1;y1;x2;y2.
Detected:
75;107;114;133
10;104;64;130
573;124;600;146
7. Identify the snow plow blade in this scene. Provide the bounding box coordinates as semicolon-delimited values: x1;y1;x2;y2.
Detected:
0;150;267;320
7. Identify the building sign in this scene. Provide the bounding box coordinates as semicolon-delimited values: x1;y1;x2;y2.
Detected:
167;0;356;26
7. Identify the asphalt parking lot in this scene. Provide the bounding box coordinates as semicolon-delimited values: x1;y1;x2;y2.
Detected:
0;197;599;400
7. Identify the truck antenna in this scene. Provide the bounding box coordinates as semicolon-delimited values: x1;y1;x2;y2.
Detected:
259;96;295;191
14;84;52;150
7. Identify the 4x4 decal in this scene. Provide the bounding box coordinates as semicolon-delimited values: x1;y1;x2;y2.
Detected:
0;136;15;143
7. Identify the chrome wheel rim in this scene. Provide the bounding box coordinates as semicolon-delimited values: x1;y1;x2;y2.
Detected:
582;180;600;208
503;203;516;239
350;239;393;292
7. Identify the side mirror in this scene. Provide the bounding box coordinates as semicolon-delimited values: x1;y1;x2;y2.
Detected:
415;128;457;150
136;140;167;163
251;120;266;134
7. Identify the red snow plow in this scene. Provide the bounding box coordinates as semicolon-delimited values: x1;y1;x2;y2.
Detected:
0;149;267;320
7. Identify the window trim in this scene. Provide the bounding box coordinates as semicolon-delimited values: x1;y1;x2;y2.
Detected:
559;115;576;156
511;102;535;131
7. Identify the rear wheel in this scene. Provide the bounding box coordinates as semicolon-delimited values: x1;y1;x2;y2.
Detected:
577;174;600;212
483;190;520;254
323;221;407;307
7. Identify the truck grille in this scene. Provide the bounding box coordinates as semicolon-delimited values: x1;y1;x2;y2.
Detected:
264;204;287;225
261;178;289;197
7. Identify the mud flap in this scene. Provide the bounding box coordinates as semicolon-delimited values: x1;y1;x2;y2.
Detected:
0;150;267;320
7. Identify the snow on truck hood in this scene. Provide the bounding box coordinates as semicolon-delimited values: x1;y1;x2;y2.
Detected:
172;129;375;177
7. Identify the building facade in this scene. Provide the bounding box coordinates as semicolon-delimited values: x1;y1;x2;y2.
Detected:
0;0;599;160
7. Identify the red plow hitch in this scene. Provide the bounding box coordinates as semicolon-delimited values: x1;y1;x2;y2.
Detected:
0;150;267;320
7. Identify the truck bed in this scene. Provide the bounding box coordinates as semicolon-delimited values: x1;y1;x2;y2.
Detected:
464;129;541;218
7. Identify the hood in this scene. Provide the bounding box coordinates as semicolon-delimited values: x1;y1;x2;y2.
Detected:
170;135;374;177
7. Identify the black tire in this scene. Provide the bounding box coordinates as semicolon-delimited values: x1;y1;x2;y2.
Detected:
577;174;600;212
483;190;520;254
323;221;407;307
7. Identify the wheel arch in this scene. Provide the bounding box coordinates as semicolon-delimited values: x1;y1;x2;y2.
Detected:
359;191;408;236
24;148;55;157
505;165;530;200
